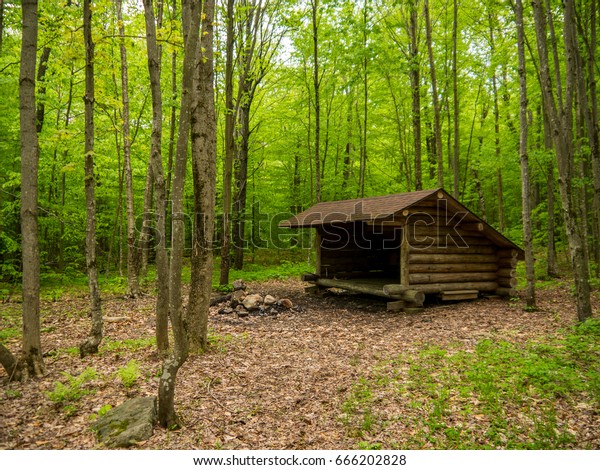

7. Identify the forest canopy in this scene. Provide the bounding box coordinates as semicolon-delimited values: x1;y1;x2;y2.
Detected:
0;0;598;305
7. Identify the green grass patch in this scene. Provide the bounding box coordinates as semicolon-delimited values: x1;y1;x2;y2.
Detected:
342;319;600;449
100;337;156;353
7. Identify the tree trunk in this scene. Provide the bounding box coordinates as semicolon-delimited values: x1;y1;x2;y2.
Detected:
233;99;249;270
80;0;103;358
311;0;321;203
35;46;51;134
188;0;216;351
0;0;4;54
515;0;536;309
117;0;141;297
452;0;459;198
532;0;592;321
143;0;169;355
19;0;45;377
409;0;421;190
219;0;235;286
424;0;443;188
158;0;199;429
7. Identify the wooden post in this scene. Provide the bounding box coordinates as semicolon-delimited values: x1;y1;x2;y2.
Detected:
401;226;410;286
315;227;322;277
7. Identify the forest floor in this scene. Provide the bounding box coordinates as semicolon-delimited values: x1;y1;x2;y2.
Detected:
1;278;599;450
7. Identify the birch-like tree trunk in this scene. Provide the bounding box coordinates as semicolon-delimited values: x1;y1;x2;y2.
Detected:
311;0;321;203
80;0;103;357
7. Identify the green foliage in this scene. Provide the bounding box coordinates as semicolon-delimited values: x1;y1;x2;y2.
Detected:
116;360;141;388
341;320;600;449
47;368;98;415
89;404;113;422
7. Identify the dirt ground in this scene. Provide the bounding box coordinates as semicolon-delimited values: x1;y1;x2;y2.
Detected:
0;279;598;449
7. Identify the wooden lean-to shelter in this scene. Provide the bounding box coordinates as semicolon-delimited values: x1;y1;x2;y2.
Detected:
279;188;524;312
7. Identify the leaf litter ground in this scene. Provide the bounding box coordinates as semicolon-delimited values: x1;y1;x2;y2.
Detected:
0;279;598;449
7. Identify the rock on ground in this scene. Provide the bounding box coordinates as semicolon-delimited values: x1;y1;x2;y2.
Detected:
92;396;157;448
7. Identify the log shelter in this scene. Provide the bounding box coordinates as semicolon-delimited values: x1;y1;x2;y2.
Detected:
279;189;524;312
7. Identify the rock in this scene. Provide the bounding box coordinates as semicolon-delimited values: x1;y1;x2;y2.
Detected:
263;295;277;305
218;307;234;315
231;289;246;303
236;305;249;317
232;279;246;291
278;298;293;309
242;293;263;311
92;396;157;448
269;308;278;315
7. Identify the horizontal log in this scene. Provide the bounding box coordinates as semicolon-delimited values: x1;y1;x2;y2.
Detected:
461;222;485;232
409;246;496;255
410;263;498;273
495;287;517;297
301;273;320;282
409;253;498;264
497;277;518;288
410;225;485;237
498;257;518;268
497;249;518;258
496;268;516;278
408;235;494;247
409;272;497;284
410;281;499;294
382;285;426;304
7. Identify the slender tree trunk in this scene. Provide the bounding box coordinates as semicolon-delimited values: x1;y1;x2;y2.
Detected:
80;0;103;358
188;0;216;351
143;0;169;355
158;0;199;429
35;46;51;134
220;0;235;286
424;0;443;188
532;0;592;321
515;0;536;309
117;0;140;297
452;0;459;198
409;0;421;190
19;0;45;378
0;0;4;54
359;0;368;198
311;0;321;203
341;88;352;196
585;0;600;276
233;100;250;270
166;0;177;205
488;15;504;232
